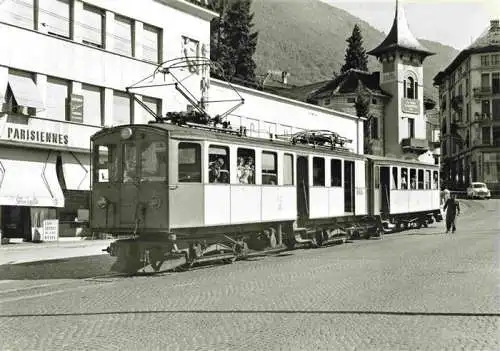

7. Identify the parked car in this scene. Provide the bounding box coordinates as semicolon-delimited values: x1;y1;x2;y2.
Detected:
466;182;491;199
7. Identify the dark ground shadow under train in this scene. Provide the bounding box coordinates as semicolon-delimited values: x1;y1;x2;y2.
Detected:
0;251;291;280
0;255;117;280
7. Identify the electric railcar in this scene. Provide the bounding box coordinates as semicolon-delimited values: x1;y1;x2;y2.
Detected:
90;121;442;274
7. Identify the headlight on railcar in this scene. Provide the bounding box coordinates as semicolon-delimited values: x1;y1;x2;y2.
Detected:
96;196;109;209
120;127;133;140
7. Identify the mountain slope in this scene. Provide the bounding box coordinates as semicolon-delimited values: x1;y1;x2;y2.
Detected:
250;0;458;98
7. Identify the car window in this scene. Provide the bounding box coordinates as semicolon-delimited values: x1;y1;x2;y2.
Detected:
473;184;485;188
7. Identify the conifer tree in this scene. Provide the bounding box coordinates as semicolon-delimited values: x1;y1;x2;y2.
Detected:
341;24;369;74
209;0;258;84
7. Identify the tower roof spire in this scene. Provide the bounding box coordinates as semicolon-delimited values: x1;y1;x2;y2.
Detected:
368;0;434;57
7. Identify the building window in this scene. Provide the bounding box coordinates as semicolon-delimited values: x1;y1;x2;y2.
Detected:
261;151;277;185
482;127;490;145
492;73;500;94
81;4;104;48
143;24;161;63
39;0;71;38
283;153;294;186
81;84;103;126
408;118;415;138
46;77;69;121
347;97;356;103
142;96;161;121
481;55;490;66
5;69;43;114
178;142;201;183
492;54;500;65
113;91;131;125
481;100;490;118
312;157;325;186
0;0;35;29
371;117;379;139
465;78;469;96
465;103;470;121
493;127;500;146
492;99;500;120
372;98;377;105
324;98;331;106
481;73;490;89
404;76;417;99
114;15;134;57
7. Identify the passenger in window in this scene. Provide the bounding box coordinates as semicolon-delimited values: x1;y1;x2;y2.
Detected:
209;157;229;183
245;156;255;184
433;174;439;189
410;177;417;189
237;157;247;183
401;173;408;189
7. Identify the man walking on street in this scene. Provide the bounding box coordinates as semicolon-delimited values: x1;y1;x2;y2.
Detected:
443;193;460;233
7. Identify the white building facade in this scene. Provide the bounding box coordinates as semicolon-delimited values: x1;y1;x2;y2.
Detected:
0;0;215;239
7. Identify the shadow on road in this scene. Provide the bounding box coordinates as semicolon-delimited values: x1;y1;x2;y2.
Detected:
0;255;115;280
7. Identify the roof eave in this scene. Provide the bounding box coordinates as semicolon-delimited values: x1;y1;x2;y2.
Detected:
368;45;435;58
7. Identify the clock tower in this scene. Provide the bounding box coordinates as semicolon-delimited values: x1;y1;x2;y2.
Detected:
368;0;434;158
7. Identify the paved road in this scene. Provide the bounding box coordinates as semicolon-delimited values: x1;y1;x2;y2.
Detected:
0;199;498;350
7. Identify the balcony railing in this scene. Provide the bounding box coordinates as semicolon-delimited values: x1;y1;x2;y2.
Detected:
451;118;467;128
472;112;491;124
473;86;492;98
401;137;428;151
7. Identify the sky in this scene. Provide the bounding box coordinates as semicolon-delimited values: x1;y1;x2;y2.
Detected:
322;0;499;50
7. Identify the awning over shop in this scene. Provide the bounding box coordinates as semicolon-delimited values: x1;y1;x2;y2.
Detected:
0;149;64;207
61;152;90;191
7;74;45;109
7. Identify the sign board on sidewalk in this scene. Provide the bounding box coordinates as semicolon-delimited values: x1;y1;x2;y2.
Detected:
43;220;59;242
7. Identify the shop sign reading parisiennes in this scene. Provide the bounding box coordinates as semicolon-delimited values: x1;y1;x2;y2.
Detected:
6;126;69;145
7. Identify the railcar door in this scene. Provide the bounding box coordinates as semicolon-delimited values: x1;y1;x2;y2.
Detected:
344;160;355;213
91;128;169;232
380;166;390;215
296;156;309;220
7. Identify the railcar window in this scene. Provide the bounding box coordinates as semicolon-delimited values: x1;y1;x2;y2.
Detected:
425;170;431;189
122;143;137;183
178;143;201;182
331;159;342;187
140;141;167;182
417;169;424;189
392;167;398;189
401;168;408;189
95;145;118;183
433;171;439;189
209;145;230;184
409;169;417;189
237;148;255;184
313;157;325;186
283;153;294;185
374;166;380;189
262;151;277;185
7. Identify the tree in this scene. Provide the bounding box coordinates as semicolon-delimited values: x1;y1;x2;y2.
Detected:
341;24;369;74
209;0;259;84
